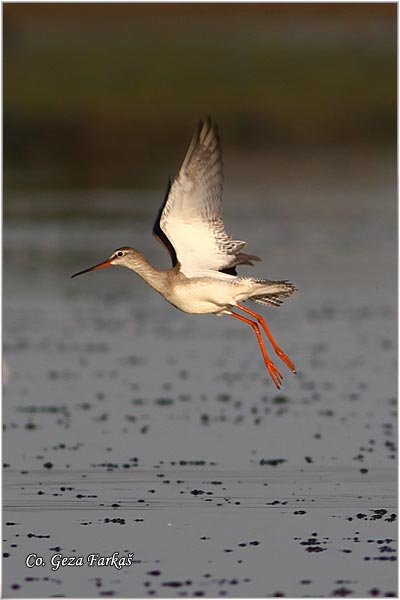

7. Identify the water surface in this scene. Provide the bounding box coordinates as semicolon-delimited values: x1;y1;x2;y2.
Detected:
3;178;397;597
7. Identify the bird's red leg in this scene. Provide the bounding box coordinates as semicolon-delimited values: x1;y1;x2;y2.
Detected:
237;303;296;373
230;311;283;389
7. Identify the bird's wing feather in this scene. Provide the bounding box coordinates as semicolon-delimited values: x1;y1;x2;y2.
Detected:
152;178;178;266
153;118;258;277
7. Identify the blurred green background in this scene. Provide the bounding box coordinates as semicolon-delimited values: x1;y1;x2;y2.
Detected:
4;3;396;209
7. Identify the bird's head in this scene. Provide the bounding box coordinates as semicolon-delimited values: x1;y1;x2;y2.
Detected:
71;246;140;278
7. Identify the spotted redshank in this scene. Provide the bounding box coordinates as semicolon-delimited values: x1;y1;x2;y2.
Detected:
72;118;297;388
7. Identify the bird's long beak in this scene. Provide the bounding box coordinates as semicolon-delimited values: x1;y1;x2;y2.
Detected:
71;259;112;279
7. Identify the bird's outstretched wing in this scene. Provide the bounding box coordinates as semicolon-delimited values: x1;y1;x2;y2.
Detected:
153;118;259;277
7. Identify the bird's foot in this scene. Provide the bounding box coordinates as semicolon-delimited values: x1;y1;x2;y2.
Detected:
275;348;296;374
267;361;283;389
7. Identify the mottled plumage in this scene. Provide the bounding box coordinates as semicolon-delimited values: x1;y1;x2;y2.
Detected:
154;118;260;277
71;118;297;388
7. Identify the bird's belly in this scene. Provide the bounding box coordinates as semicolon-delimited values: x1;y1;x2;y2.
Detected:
165;283;233;315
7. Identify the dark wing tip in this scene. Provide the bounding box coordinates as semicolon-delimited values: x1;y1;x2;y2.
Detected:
181;117;218;174
197;116;220;143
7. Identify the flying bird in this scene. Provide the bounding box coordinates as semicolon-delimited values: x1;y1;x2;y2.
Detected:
71;118;297;388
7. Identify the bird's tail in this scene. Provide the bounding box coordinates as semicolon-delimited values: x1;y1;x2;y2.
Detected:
250;279;297;307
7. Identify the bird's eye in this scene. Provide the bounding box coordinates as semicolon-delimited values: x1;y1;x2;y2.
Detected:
117;251;124;257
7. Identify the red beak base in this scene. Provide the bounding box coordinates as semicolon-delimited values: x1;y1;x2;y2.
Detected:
71;259;112;279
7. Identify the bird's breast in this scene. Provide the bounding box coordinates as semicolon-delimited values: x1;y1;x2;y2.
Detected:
164;278;236;315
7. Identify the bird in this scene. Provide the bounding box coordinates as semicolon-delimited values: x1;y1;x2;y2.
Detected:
71;118;297;388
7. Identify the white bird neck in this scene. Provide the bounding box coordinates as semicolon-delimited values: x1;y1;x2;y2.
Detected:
122;254;171;295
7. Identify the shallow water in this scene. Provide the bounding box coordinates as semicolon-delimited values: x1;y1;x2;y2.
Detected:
3;178;397;597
